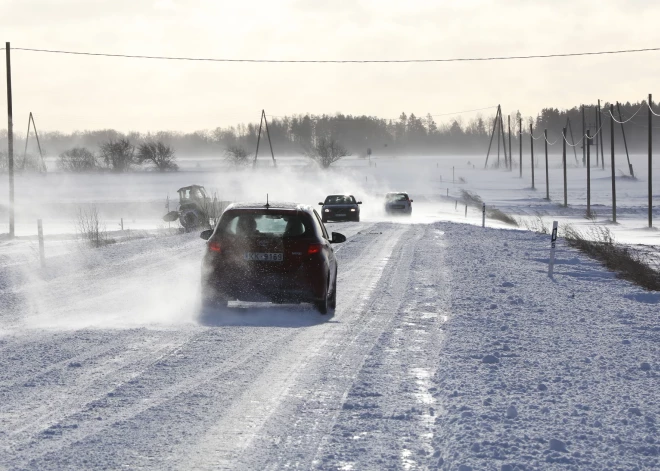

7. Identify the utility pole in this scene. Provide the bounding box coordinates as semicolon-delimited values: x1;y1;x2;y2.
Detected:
508;115;512;171
499;111;508;169
594;106;599;168
587;129;592;218
544;129;549;200
649;94;653;228
562;127;567;206
581;105;586;167
6;42;14;238
610;104;616;223
497;108;501;167
530;123;535;189
616;102;634;177
484;105;500;168
598;99;605;169
519;117;522;177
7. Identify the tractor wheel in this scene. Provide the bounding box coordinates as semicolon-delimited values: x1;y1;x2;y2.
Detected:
180;208;204;231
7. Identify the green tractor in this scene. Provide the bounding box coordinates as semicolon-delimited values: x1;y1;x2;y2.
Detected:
163;185;217;231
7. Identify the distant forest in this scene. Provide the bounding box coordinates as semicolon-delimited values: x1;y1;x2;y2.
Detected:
0;99;656;169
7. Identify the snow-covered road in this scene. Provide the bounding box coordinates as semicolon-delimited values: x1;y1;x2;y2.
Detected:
1;221;658;470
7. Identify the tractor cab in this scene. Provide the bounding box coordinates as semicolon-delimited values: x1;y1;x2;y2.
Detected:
178;185;208;205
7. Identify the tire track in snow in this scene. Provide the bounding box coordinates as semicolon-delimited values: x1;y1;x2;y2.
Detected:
177;222;412;470
214;223;425;470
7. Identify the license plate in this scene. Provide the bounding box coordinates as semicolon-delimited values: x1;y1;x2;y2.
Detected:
244;252;283;262
336;213;346;217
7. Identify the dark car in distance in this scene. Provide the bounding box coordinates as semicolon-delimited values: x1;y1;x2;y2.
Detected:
200;202;346;314
319;195;362;222
384;192;413;215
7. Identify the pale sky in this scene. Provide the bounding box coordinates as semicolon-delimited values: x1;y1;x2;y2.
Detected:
2;0;659;133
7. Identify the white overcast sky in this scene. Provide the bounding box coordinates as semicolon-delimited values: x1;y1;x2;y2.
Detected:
2;0;659;132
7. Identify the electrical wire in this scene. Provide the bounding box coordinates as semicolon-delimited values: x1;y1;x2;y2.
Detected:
646;101;660;117
9;46;660;64
607;104;644;123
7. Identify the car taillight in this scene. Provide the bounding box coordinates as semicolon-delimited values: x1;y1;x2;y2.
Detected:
208;241;221;253
308;243;322;255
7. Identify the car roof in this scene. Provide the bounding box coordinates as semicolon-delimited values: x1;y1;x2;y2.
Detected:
177;185;205;192
386;192;408;195
325;194;355;198
224;202;313;212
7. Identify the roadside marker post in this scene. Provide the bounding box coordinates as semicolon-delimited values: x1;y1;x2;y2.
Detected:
465;204;468;217
37;219;45;267
549;221;558;277
482;203;486;227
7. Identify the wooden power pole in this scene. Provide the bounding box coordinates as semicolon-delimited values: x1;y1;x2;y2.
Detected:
6;42;14;238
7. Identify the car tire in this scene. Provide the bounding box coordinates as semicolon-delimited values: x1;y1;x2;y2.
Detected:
354;214;360;222
315;277;331;314
328;276;337;309
322;216;328;223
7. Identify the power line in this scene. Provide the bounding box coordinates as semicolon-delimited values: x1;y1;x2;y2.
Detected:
9;46;660;64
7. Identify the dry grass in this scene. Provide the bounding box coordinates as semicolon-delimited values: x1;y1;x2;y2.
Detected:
563;225;660;291
460;190;518;226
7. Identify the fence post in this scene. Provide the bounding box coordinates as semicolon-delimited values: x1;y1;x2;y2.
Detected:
544;129;549;200
530;123;535;189
548;221;558;277
121;218;124;231
587;129;592;218
465;204;468;217
562;127;567;207
455;200;457;210
649;93;653;228
37;219;45;267
610;104;616;223
482;203;486;227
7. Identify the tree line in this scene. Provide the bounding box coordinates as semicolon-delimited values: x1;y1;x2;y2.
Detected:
0;99;656;172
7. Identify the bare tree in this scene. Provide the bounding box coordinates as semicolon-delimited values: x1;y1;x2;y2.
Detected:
137;141;178;171
100;138;135;172
58;147;99;172
306;137;351;169
76;205;109;248
224;145;250;167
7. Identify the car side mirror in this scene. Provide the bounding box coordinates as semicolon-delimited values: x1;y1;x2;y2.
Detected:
318;202;324;205
331;232;346;244
410;199;413;203
200;229;213;240
357;201;362;204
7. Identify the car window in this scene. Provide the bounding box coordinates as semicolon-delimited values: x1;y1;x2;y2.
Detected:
386;193;408;202
219;212;310;238
312;210;329;239
324;195;355;205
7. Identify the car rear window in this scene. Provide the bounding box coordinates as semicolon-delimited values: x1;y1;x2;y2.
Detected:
324;195;355;204
387;193;408;202
219;211;311;238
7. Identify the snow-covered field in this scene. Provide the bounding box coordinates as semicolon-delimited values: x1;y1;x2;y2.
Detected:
0;155;659;470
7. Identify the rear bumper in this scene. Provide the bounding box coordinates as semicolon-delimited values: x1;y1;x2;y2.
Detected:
385;205;411;213
202;265;326;303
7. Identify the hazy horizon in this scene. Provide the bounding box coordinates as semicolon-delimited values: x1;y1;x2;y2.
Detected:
2;0;660;133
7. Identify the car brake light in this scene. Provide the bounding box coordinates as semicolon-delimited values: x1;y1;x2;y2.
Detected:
208;241;221;253
308;243;322;255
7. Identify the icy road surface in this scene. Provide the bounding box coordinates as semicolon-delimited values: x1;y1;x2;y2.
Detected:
1;221;658;470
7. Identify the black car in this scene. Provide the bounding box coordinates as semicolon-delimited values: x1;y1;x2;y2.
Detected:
200;202;346;314
384;192;413;215
319;195;362;222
